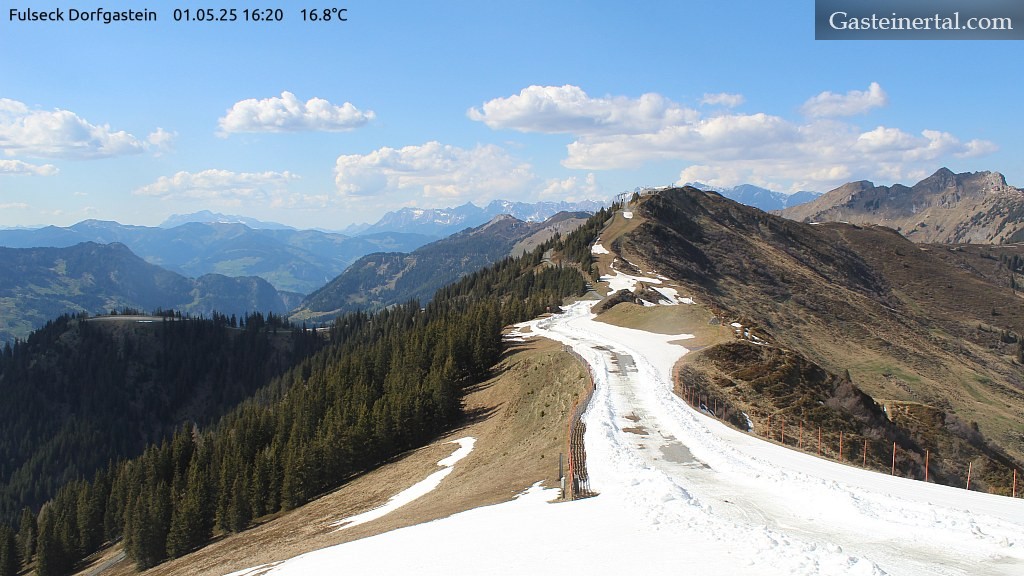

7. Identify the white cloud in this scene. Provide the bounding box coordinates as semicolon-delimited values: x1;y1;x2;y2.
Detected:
801;82;887;118
564;112;798;170
541;173;600;201
0;159;58;176
700;93;745;108
0;98;152;159
674;123;997;193
0;202;30;210
334;141;536;204
134;169;300;206
469;84;997;194
147;128;177;156
218;91;375;135
467;85;698;135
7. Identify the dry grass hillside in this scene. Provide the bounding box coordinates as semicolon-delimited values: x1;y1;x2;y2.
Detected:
780;168;1024;244
603;187;1024;492
74;335;589;576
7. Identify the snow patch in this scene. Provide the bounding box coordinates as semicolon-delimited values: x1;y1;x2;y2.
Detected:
600;261;664;294
230;304;1024;576
591;242;610;255
330;437;475;531
622;211;633;219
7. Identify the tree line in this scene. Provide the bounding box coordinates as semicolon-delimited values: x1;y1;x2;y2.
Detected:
0;208;608;575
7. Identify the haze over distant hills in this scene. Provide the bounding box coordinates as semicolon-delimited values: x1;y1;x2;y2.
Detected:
687;182;821;212
0;200;604;294
159;210;296;230
0;242;288;343
352;199;605;237
293;211;591;323
0;220;434;295
780;168;1024;244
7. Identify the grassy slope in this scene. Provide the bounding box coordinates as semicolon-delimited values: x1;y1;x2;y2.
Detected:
77;335;588;576
601;190;1022;492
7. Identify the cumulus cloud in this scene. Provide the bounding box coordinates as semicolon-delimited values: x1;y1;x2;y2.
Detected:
469;84;997;193
0;159;58;176
700;92;745;108
334;141;535;203
674;123;997;193
564;112;798;170
801;82;888;118
0;98;155;159
467;85;698;135
218;91;375;135
147;128;177;156
134;169;300;206
0;202;30;210
541;173;600;201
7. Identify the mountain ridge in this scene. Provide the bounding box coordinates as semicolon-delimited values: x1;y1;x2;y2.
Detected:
357;199;604;237
779;168;1024;243
292;211;591;323
687;182;821;211
0;221;433;294
606;187;1024;490
0;242;289;342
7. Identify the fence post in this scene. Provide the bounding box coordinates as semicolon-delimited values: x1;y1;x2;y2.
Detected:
1014;469;1018;498
781;418;785;445
768;414;772;439
799;421;803;449
966;461;973;491
560;453;565;499
818;427;822;456
839;431;843;461
862;438;867;468
891;442;896;476
925;450;929;483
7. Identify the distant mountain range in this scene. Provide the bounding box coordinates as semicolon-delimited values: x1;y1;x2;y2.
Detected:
292;212;591;324
780;168;1024;244
0;220;433;294
159;210;296;230
0;201;604;294
687;183;821;212
353;199;605;237
0;242;288;343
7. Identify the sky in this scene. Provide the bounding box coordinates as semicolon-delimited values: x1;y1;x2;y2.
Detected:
1;1;1022;230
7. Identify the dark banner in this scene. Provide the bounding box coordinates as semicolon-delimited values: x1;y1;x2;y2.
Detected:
816;0;1024;40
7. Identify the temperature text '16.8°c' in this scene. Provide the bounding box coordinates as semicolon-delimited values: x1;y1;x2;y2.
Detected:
301;8;348;22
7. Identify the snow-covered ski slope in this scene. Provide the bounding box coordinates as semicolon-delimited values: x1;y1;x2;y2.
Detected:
229;301;1024;576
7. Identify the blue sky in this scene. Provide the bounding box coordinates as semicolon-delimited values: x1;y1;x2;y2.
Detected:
1;1;1021;229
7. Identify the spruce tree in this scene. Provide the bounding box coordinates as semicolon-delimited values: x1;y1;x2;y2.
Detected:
16;507;35;568
0;524;18;576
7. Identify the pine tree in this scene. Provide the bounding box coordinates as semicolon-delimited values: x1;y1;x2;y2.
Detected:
0;524;18;576
35;507;69;576
16;507;35;568
226;475;251;533
166;449;213;558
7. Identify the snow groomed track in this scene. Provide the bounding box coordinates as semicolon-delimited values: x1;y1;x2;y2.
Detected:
230;300;1024;576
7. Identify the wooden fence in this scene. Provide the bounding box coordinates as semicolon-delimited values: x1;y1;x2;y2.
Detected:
677;383;1022;498
564;345;597;500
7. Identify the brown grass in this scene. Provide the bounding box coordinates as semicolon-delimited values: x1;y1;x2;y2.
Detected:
75;336;588;576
